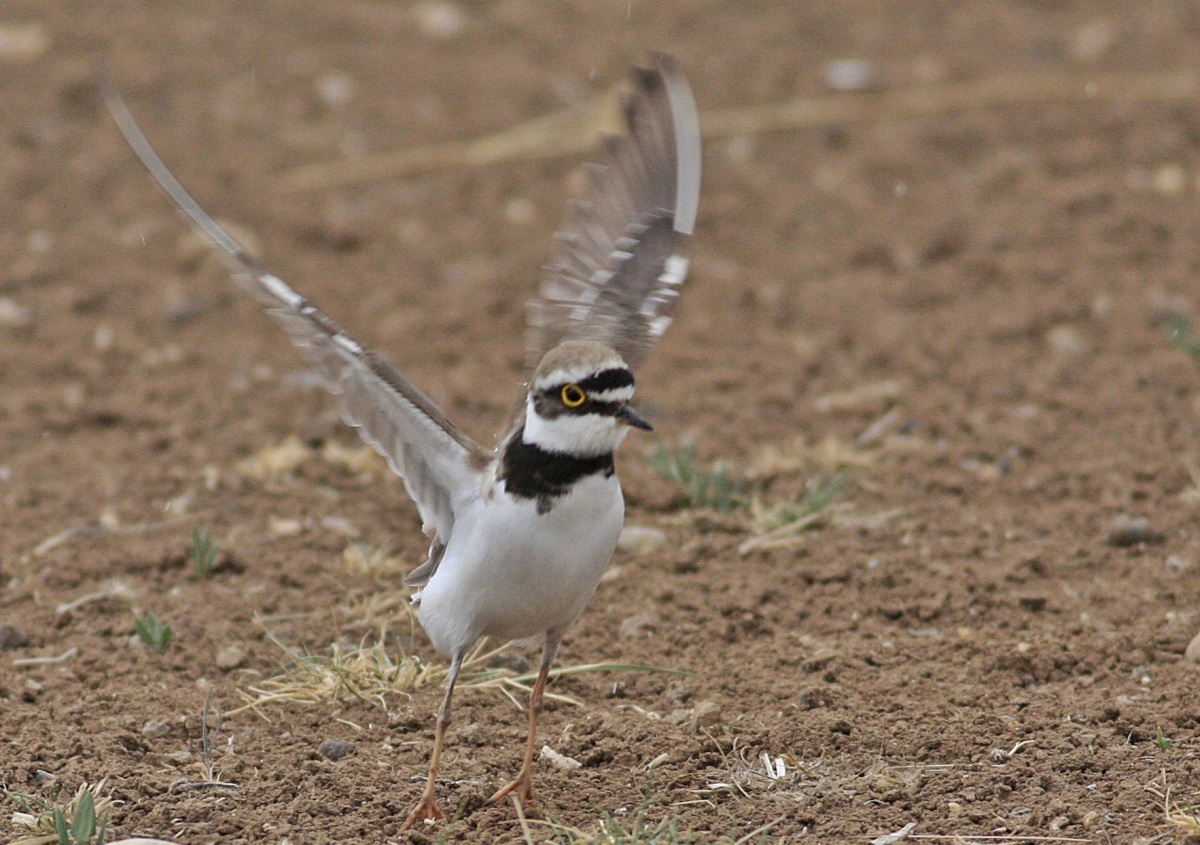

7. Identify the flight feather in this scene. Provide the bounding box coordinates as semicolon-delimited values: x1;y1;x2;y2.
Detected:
526;54;702;372
102;82;487;549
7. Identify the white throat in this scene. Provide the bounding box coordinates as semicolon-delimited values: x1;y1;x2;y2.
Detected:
522;399;630;457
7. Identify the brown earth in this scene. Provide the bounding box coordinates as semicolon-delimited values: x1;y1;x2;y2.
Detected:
5;2;1200;843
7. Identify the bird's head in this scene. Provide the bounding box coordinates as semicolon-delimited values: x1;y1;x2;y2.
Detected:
523;340;652;457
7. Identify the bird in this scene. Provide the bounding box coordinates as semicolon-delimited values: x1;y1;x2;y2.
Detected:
104;54;701;828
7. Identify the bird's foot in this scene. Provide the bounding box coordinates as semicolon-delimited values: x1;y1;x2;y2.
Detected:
399;795;445;831
488;776;541;819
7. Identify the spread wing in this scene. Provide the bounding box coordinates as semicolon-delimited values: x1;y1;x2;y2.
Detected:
103;84;488;561
526;54;702;372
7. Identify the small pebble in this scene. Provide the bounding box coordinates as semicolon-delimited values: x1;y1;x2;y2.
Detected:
690;700;722;733
503;197;535;226
26;230;53;252
0;21;50;62
617;526;668;556
215;645;246;670
1153;164;1186;196
93;324;114;353
0;623;29;650
822;58;881;92
667;708;691;726
1185;630;1200;663
0;297;33;328
1112;694;1139;713
618;613;658;639
1069;18;1116;61
1106;515;1164;547
540;745;582;771
413;0;466;39
1046;324;1088;357
142;720;171;737
317;738;356;761
269;517;304;537
315;70;355;107
665;685;693;704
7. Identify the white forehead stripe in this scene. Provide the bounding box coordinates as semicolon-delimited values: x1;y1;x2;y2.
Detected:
534;363;625;390
588;386;635;403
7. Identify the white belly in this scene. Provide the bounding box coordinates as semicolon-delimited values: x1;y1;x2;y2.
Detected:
416;473;624;656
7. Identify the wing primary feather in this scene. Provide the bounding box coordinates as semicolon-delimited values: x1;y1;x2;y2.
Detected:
102;81;489;550
527;54;702;371
657;55;702;235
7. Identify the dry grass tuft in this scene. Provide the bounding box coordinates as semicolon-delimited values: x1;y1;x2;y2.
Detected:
689;735;818;800
1148;773;1200;843
341;542;411;578
538;798;781;845
235;436;390;483
232;612;684;717
230;625;443;715
6;779;116;845
320;440;388;479
235;435;312;481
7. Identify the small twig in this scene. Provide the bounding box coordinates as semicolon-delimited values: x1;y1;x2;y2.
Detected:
511;792;536;845
908;836;1091;843
32;512;209;557
872;823;917;845
738;508;837;554
733;817;786;844
279;70;1200;192
56;580;136;616
12;647;79;667
280;81;626;192
169;780;240;794
201;687;221;781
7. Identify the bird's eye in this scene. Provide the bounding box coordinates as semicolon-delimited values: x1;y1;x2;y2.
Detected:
561;384;587;407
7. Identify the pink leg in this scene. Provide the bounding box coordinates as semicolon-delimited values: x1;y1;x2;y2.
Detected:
488;633;563;817
400;653;463;831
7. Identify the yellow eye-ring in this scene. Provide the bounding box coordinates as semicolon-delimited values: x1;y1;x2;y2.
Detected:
561;384;587;407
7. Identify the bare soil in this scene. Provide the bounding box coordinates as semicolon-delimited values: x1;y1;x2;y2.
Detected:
4;2;1200;843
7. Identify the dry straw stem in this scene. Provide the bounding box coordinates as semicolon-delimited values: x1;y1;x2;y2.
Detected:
463;660;687;710
31;513;202;557
281;80;626;192
739;502;903;555
904;837;1090;843
279;69;1200;193
12;647;79;668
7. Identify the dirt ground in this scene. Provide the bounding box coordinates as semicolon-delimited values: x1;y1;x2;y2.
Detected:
5;2;1200;843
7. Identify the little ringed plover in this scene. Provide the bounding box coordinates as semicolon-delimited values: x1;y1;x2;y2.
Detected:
104;54;701;828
